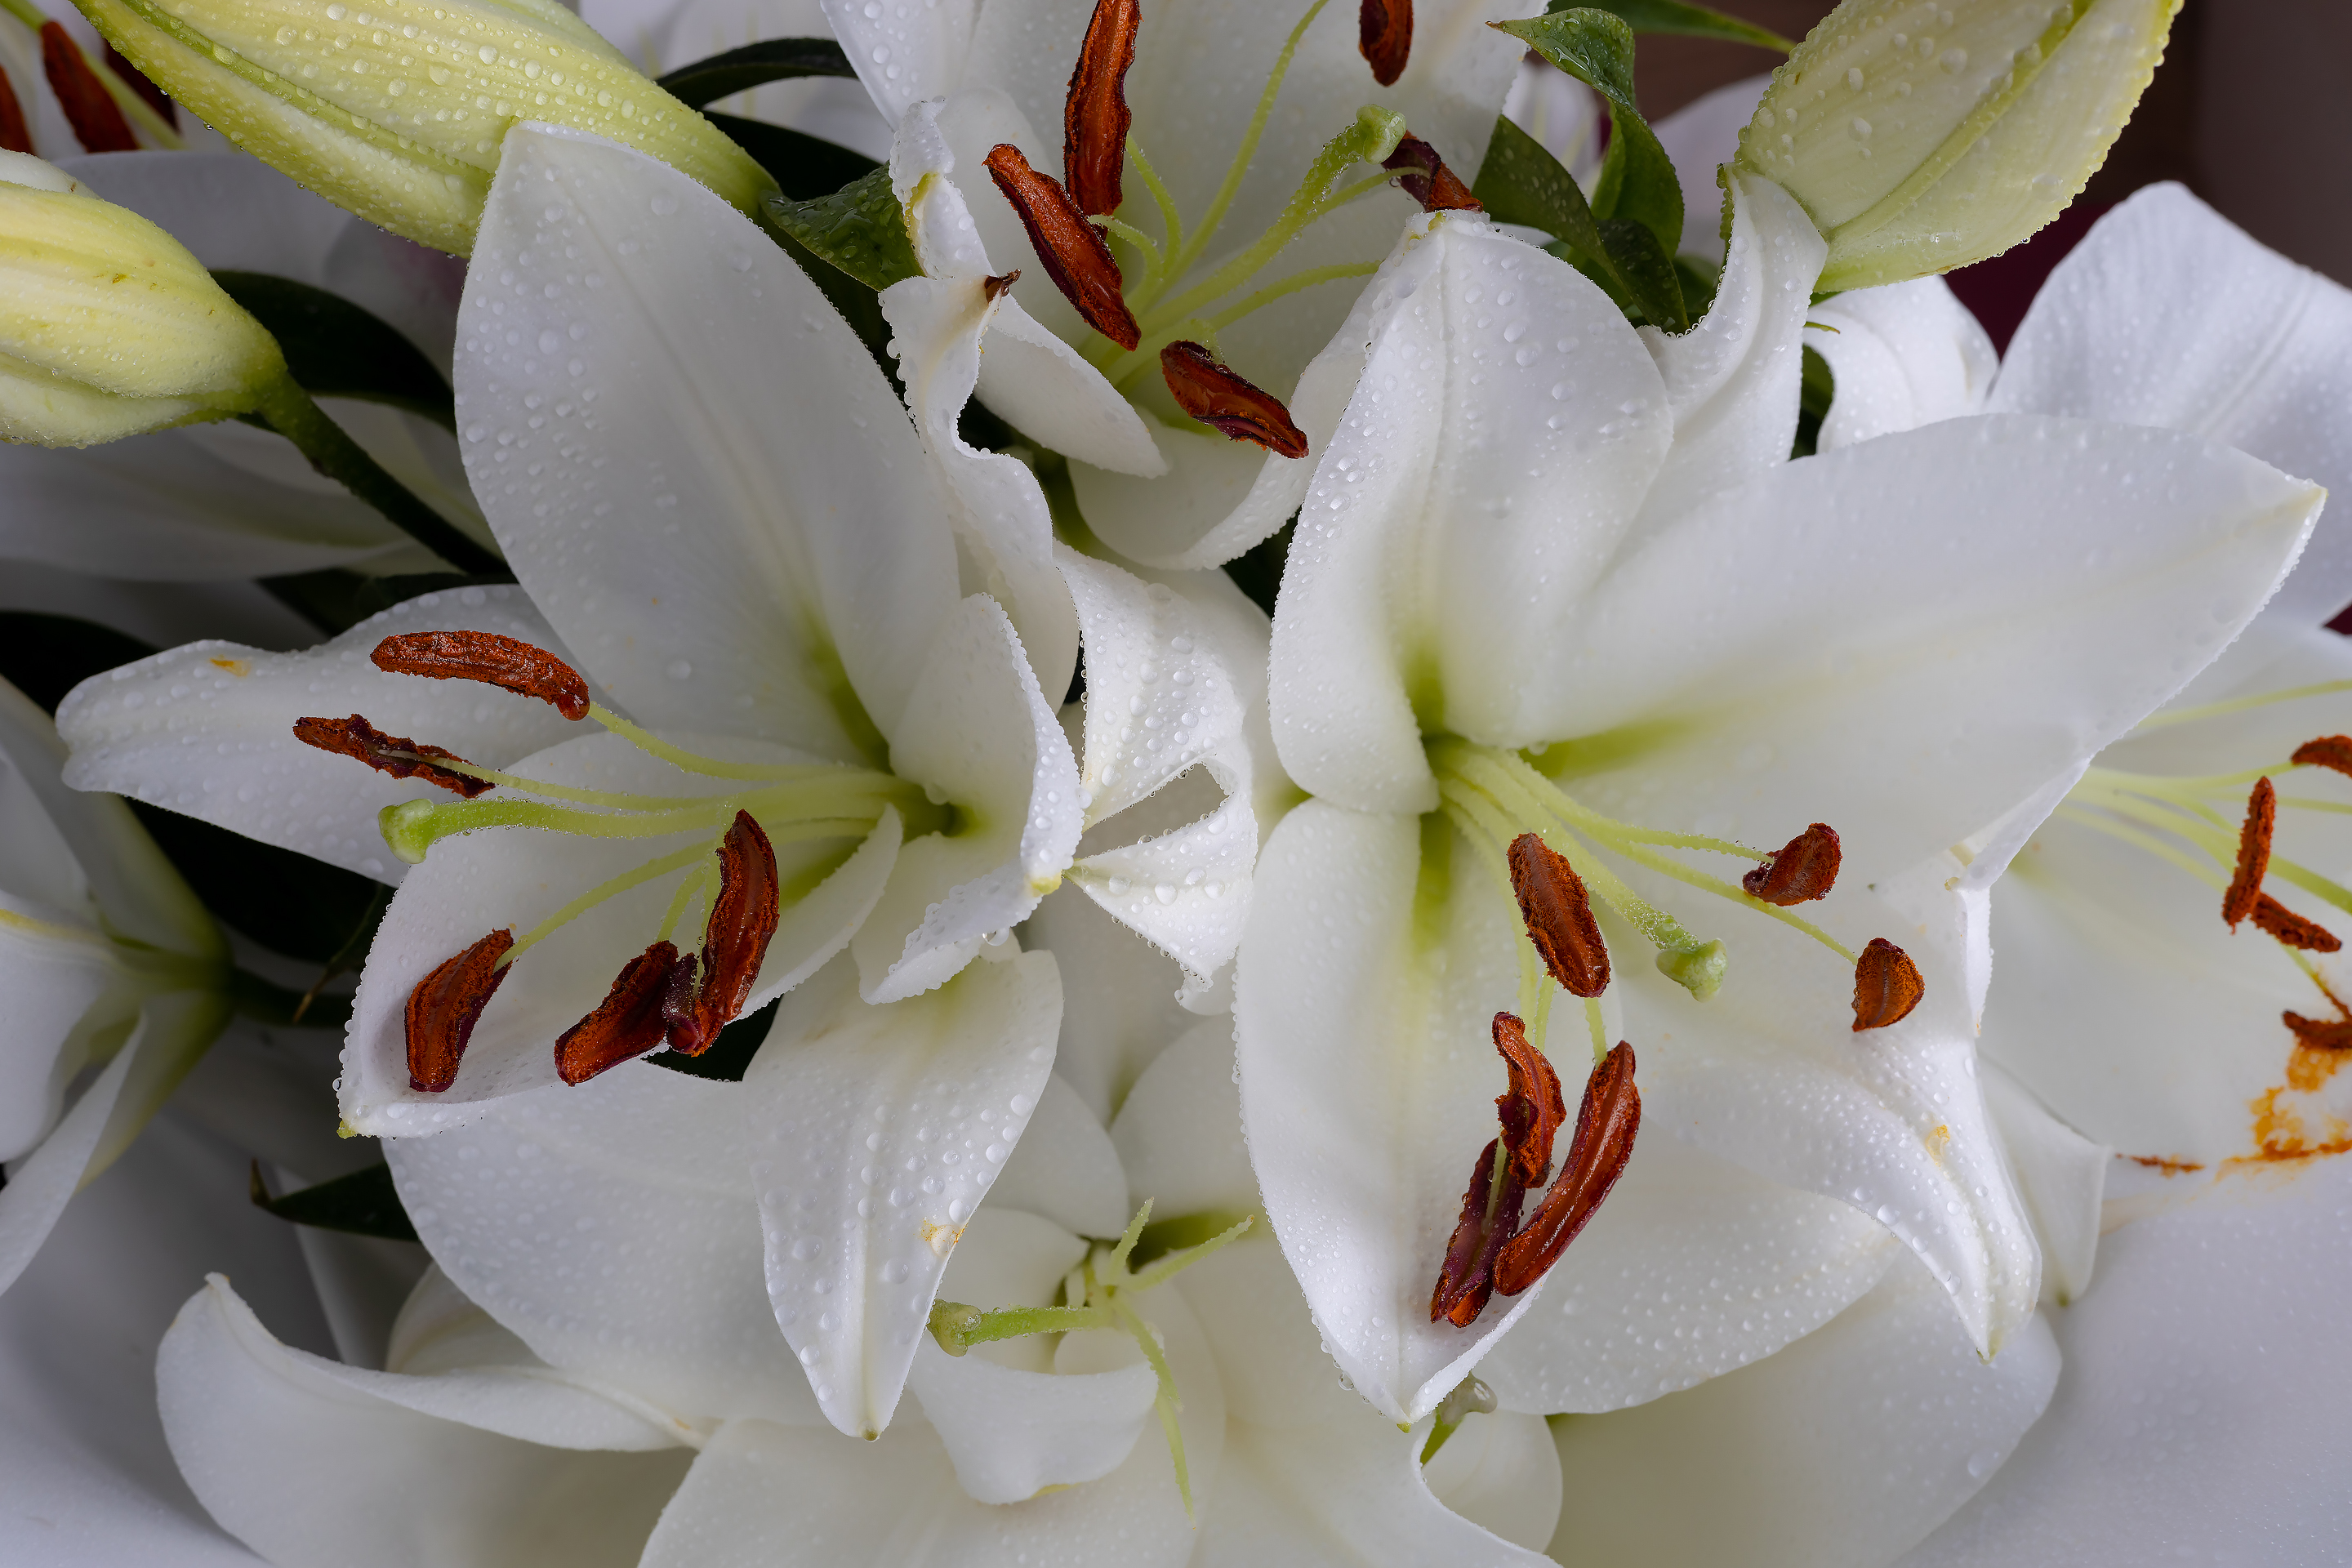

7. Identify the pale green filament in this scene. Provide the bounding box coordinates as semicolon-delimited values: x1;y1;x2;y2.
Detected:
2132;678;2352;732
1125;136;1184;286
1583;996;1609;1064
2068;773;2352;920
1109;261;1383;394
499;841;710;969
1093;214;1164;278
657;855;716;944
925;1202;1254;1518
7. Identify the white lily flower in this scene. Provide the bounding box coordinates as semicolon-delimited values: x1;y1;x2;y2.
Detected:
1235;176;2323;1428
0;676;232;1298
836;0;1539;571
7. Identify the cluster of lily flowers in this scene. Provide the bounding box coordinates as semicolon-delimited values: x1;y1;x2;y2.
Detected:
1;0;2349;1561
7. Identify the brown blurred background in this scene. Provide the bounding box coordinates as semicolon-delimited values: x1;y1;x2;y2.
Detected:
1637;0;2352;345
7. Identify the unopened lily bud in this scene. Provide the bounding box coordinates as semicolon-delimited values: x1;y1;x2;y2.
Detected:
0;152;286;446
71;0;768;256
1735;0;2179;292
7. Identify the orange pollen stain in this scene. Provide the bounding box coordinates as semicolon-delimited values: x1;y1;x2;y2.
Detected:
1159;342;1310;458
0;64;32;154
555;940;684;1085
1061;0;1138;218
2126;1153;2206;1175
2290;734;2352;778
2234;1085;2352;1167
405;929;515;1094
1742;822;1842;906
1507;831;1609;997
2222;776;2275;929
42;24;136;154
1851;938;1924;1031
661;810;781;1056
292;714;494;798
983;143;1141;351
1382;135;1481;213
1358;0;1412;87
2250;893;2340;953
372;630;591;719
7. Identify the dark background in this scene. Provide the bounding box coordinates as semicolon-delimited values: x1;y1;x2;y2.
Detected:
1637;0;2350;347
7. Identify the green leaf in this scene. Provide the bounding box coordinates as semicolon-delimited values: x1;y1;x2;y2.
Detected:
212;272;454;431
1558;0;1793;51
131;805;383;964
0;612;154;714
251;1160;419;1242
706;111;878;202
654;38;854;109
648;995;777;1081
1499;10;1683;260
1792;342;1834;459
1473;115;1688;332
766;163;920;293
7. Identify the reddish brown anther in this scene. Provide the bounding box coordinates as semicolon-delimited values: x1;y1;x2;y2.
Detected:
983;269;1022;302
662;810;781;1054
1383;135;1481;213
372;630;591;719
1493;1012;1566;1187
1851;937;1924;1031
555;940;684;1085
406;929;514;1093
1494;1041;1640;1296
0;64;33;154
2223;777;2276;929
1743;822;1842;906
105;43;175;127
292;714;494;798
1160;342;1310;457
2291;735;2352;777
984;143;1141;351
2251;893;2342;953
1062;0;1138;217
2284;1011;2352;1049
42;24;136;154
1508;833;1610;997
1428;1138;1526;1327
1359;0;1412;86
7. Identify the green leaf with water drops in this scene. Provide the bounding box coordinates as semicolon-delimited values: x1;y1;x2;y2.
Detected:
1560;0;1793;51
765;163;920;295
250;1160;419;1242
1473;114;1688;332
212;272;454;430
1792;342;1835;458
654;38;857;109
1499;9;1684;261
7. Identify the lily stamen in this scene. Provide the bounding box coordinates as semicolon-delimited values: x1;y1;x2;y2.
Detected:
406;928;514;1093
1062;0;1138;218
985;142;1141;350
555;939;681;1086
292;715;494;799
372;629;591;719
1383;134;1480;213
2223;776;2276;929
1157;343;1309;457
1358;0;1412;86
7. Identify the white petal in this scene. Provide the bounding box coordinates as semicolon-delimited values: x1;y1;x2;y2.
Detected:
0;891;120;1163
1809;278;1997;450
159;1277;693;1568
1110;1014;1257;1220
385;1063;822;1427
819;0;976;122
1019;881;1196;1124
1420;1410;1565;1554
1234;802;1544;1424
854;595;1082;1004
1992;181;2352;623
1902;1160;2352;1565
878;271;1082;700
1980;1062;2107;1307
57;584;584;886
172;1020;361;1185
1267;216;1671;814
986;1071;1132;1239
1071;792;1256;991
1652;74;1770;252
1550;1254;2059;1568
461;124;960;754
908;1335;1159;1503
1481;1134;1896;1414
747;950;1062;1437
937;1208;1089;1374
1634;174;1826;525
341;729;889;1132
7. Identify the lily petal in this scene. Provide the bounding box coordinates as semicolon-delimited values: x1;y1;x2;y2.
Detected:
1807;278;1996;451
906;1334;1160;1503
986;1071;1133;1239
746;950;1062;1437
1070;791;1256;996
1110;1013;1257;1219
1022;881;1196;1123
1980;1062;2107;1307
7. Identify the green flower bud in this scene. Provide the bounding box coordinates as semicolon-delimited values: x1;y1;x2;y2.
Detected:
1735;0;2179;293
0;150;287;447
72;0;770;256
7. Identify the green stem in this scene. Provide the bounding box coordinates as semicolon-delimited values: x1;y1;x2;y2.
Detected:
253;377;505;577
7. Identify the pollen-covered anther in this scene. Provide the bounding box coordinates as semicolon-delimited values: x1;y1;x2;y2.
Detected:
1494;1041;1640;1297
42;23;136;154
2283;1011;2352;1049
2250;894;2341;953
983;143;1141;351
555;940;683;1085
292;715;493;798
372;630;591;719
1358;0;1412;87
0;63;33;154
1062;0;1138;217
1851;937;1924;1031
662;810;781;1054
1508;832;1610;996
2291;735;2352;777
1382;134;1481;213
1743;822;1841;906
1160;341;1310;457
2222;776;2276;929
1428;1137;1524;1328
405;928;515;1094
1493;1011;1566;1187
